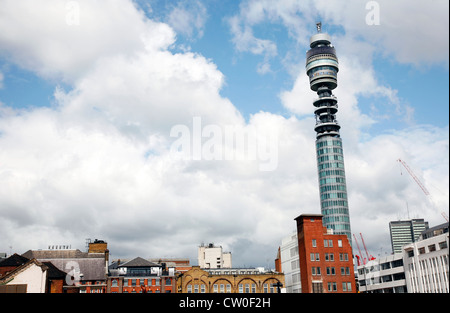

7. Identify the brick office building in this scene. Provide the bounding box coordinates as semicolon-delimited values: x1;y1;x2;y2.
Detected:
176;266;285;293
296;214;355;293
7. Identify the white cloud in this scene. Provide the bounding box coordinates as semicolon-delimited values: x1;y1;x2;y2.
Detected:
0;0;448;267
166;0;208;39
0;0;175;83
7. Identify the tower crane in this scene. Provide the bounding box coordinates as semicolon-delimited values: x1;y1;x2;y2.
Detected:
397;158;448;221
360;233;375;262
353;234;364;266
397;159;430;195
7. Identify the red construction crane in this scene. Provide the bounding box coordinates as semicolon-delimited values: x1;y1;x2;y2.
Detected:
360;233;375;262
397;158;430;195
353;234;364;265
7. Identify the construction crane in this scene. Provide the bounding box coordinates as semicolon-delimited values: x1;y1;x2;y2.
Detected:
360;233;375;262
397;158;430;195
398;158;448;221
353;234;364;266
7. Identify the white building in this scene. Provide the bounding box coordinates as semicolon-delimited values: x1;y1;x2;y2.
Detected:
198;243;232;269
0;259;48;293
357;253;407;293
357;222;449;293
278;232;301;293
403;231;449;293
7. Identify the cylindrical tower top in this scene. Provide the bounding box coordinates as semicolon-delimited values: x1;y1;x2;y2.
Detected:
310;33;331;48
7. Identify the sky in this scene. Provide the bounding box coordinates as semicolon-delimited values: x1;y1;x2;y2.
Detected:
0;0;448;268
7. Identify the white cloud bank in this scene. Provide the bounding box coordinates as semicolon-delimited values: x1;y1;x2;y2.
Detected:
0;0;448;265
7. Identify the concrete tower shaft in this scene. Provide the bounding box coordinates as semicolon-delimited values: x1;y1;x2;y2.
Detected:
306;24;352;243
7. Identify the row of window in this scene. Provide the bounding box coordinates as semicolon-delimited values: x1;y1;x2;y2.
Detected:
320;184;347;193
316;139;342;149
318;161;345;170
318;154;344;164
186;283;277;293
320;192;347;201
312;239;345;248
319;176;346;186
310;252;350;262
323;215;350;224
311;266;352;276
309;66;338;79
111;278;171;287
322;207;349;216
317;147;343;156
321;199;348;208
319;169;346;178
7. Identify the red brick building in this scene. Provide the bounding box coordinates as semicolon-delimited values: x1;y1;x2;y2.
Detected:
295;214;356;293
107;257;176;293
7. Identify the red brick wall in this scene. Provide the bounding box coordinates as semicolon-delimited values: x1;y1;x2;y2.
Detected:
296;214;356;293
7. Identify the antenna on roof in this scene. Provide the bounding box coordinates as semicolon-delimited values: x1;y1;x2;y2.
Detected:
316;21;322;33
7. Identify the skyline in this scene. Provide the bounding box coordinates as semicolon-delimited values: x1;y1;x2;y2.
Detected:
0;0;449;267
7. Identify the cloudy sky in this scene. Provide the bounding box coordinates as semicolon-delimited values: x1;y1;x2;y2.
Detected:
0;0;448;267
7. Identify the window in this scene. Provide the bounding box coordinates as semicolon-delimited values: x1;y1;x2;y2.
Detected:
131;279;136;286
439;241;448;249
312;282;323;293
343;282;352;292
201;285;206;293
123;279;128;287
328;240;333;247
312;239;317;247
312;267;321;276
428;244;436;252
339;253;349;261
327;282;337;292
326;267;335;275
226;284;231;293
338;240;342;247
111;280;118;287
239;284;243;293
310;253;315;261
194;285;199;293
316;253;320;261
263;284;268;293
245;284;250;293
187;285;192;293
165;278;171;285
220;284;224;293
341;267;350;276
251;284;256;293
213;284;218;293
324;239;328;247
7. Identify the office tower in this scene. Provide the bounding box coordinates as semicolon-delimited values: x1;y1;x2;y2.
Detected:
389;219;429;253
306;23;351;242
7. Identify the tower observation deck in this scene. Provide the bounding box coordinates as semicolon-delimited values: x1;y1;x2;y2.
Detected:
306;23;352;243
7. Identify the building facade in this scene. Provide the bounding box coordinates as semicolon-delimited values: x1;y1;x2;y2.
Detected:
357;253;407;293
22;239;110;293
176;266;284;293
403;231;449;293
198;243;232;269
296;214;356;293
278;232;301;293
107;257;176;293
389;219;429;253
306;22;352;242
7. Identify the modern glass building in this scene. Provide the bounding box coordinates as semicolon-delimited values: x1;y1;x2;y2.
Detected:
306;23;352;243
389;219;429;254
